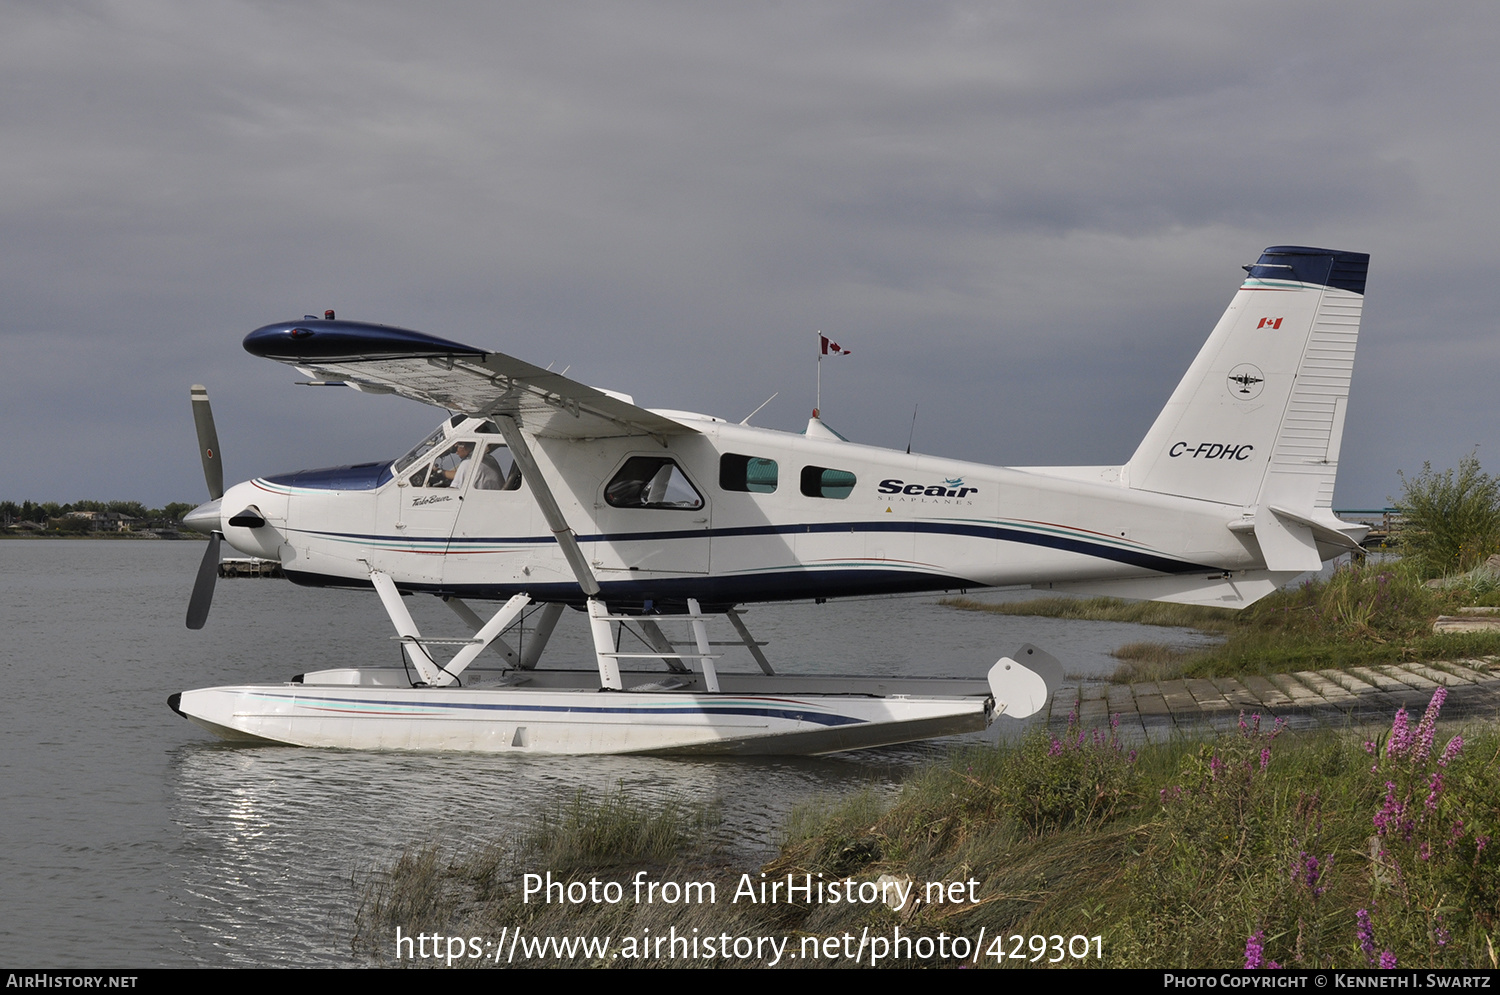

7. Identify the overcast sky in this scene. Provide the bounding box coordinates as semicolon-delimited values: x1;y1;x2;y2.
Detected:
4;1;1497;510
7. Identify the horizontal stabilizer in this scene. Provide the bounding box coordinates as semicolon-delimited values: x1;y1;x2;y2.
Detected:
1265;505;1368;552
1253;511;1323;572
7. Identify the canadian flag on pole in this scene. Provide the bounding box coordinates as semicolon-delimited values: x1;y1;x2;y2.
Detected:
819;333;850;356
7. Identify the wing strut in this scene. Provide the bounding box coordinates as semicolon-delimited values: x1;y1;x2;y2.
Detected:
490;415;726;692
493;414;628;687
493;415;600;597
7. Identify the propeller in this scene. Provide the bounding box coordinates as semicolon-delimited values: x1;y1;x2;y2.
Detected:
191;384;223;501
186;530;221;630
185;385;224;629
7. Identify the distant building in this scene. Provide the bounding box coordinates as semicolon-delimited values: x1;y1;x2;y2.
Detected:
62;511;140;533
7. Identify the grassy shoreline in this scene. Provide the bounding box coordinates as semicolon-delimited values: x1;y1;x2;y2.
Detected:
353;563;1500;969
356;701;1500;969
943;561;1500;681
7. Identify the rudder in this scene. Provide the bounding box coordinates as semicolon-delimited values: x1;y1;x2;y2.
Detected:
1123;245;1368;518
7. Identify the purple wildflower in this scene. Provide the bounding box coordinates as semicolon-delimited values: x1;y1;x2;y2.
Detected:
1439;735;1464;767
1425;771;1444;812
1387;707;1413;759
1413;687;1447;762
1356;909;1376;962
1295;852;1329;898
1260;747;1271;771
1047;738;1063;757
1244;931;1266;969
1379;950;1397;970
1373;781;1406;837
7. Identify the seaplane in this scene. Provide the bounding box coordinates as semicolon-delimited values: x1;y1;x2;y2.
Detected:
169;245;1370;755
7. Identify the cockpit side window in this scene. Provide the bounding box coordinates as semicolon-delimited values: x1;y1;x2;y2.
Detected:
605;457;704;510
408;441;471;488
393;426;448;475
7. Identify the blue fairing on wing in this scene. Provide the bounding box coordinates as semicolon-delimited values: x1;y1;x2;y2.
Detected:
244;319;485;362
263;462;394;490
1244;246;1369;294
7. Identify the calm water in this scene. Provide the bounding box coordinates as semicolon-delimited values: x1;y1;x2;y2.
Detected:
0;540;1211;967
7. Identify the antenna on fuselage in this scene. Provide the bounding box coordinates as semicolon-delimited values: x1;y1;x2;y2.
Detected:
739;391;778;425
907;403;918;454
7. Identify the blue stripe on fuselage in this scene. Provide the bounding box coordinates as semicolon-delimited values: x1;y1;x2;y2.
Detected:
290;520;1213;575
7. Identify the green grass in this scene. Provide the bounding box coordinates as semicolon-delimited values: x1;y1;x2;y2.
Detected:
944;559;1500;680
355;704;1500;969
353;785;725;965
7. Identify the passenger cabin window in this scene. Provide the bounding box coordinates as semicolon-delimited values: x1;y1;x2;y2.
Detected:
473;443;523;491
719;454;779;493
452;443;522;491
605;457;704;510
800;465;856;500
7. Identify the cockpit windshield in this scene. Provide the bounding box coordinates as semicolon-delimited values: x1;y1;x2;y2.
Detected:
392;425;448;475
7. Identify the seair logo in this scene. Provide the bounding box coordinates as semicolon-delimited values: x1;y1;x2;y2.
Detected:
878;478;979;498
1169;442;1253;461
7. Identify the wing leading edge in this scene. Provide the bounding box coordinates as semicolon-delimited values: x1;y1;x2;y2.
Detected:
244;319;696;443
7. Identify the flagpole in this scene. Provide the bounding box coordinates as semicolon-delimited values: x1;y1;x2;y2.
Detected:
814;330;822;417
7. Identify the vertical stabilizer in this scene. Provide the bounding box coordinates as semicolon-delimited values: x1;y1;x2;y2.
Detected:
1124;247;1368;530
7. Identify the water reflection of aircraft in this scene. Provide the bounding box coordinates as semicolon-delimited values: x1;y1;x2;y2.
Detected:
170;245;1369;755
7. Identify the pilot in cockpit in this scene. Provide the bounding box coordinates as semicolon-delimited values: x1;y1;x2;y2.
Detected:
450;442;504;490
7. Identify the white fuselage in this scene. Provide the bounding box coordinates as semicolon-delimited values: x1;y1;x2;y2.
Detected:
218;413;1265;609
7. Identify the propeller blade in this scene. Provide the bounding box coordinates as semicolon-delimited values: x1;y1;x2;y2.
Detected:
191;385;224;501
186;531;221;630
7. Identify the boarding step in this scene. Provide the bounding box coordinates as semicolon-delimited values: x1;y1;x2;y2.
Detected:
596;651;721;660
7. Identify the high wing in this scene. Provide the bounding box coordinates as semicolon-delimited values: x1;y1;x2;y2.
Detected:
244;319;697;443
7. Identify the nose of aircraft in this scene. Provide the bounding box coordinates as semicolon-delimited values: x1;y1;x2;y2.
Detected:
182;498;222;536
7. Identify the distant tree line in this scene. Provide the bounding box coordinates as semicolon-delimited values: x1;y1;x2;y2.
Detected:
1;499;197;528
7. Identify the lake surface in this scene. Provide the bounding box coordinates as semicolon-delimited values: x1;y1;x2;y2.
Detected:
0;540;1211;966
